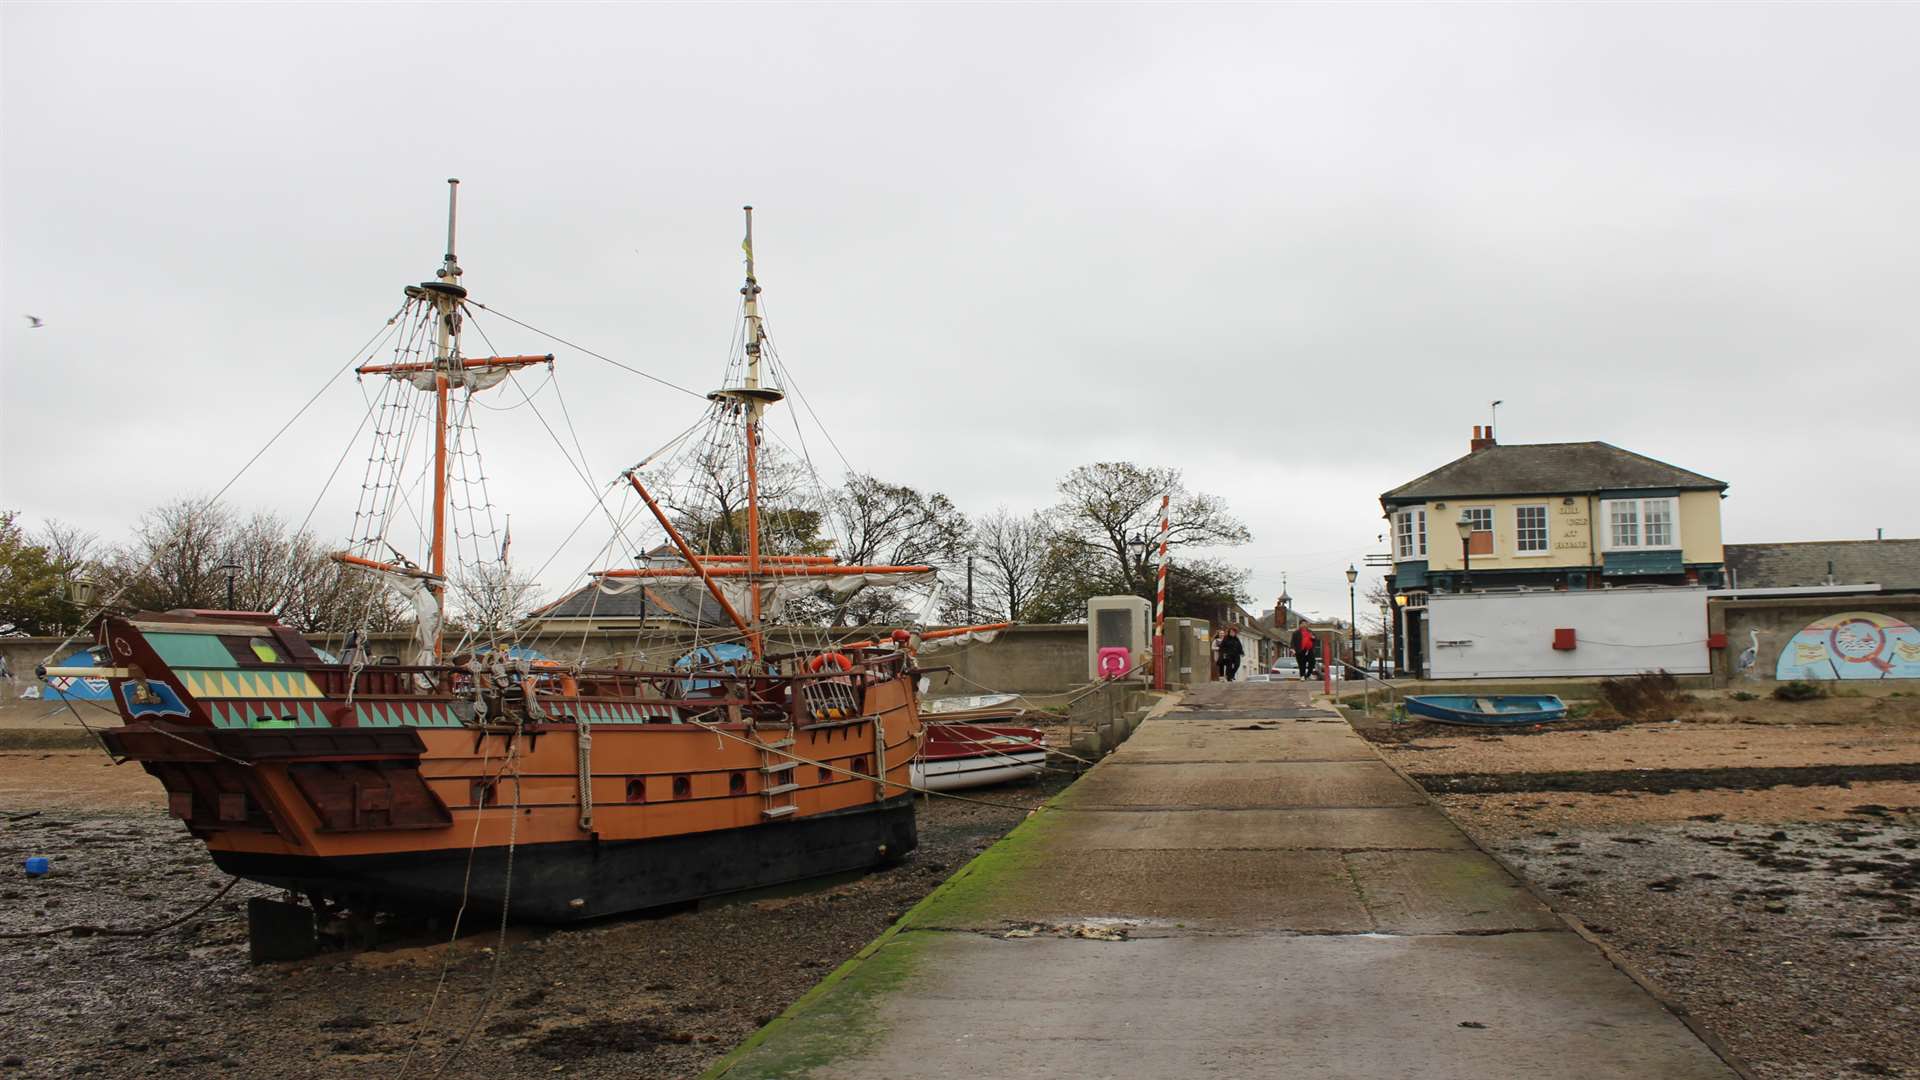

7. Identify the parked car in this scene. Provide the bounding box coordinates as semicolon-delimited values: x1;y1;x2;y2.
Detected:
1268;657;1300;679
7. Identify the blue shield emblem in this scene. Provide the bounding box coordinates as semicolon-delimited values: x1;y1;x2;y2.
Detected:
122;679;192;720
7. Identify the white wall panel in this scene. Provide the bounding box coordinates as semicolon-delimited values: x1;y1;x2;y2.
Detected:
1426;588;1710;679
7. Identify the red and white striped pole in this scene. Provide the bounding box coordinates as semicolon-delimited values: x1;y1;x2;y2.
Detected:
1152;494;1170;690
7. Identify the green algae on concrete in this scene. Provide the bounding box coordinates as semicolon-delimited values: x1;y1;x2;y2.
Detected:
705;800;1071;1077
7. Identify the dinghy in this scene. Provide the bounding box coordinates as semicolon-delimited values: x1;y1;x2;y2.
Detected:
1404;694;1569;727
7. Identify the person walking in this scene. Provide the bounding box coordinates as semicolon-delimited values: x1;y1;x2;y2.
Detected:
1290;624;1317;679
1218;627;1244;682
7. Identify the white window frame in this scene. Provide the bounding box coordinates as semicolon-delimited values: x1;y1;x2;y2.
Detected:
1600;497;1681;551
1393;508;1427;561
1461;505;1494;556
1513;504;1550;556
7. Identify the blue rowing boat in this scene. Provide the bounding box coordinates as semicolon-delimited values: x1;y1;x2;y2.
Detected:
1403;694;1569;727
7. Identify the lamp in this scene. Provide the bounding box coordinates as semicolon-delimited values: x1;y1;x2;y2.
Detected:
66;577;97;609
1455;513;1474;593
215;562;242;611
1345;565;1358;668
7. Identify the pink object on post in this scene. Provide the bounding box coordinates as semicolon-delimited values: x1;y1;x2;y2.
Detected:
1097;646;1132;680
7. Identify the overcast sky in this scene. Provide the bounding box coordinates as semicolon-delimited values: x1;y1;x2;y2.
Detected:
4;3;1917;624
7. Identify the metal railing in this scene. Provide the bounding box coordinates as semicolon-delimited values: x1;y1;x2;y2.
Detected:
1332;656;1399;718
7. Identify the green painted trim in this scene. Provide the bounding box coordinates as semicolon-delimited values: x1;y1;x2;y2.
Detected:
147;632;237;669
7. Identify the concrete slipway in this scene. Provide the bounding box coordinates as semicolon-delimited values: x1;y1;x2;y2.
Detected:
707;683;1740;1079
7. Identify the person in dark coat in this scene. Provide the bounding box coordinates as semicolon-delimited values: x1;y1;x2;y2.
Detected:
1218;627;1245;682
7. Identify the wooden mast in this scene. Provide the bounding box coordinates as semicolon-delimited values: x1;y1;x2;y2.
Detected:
427;178;464;660
741;206;767;659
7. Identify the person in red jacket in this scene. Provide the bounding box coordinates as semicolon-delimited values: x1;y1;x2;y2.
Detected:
1290;625;1317;678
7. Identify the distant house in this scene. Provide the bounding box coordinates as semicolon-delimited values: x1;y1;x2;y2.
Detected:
1723;539;1920;593
1382;427;1729;596
1380;426;1729;675
528;548;737;633
1203;600;1282;670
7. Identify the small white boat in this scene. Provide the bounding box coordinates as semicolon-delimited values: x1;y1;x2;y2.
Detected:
911;715;1047;792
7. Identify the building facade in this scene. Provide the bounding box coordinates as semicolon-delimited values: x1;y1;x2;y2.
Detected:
1381;427;1728;674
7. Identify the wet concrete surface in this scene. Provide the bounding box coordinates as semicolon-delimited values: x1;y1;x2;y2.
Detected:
731;930;1738;1080
1062;759;1428;809
714;681;1736;1079
1112;722;1378;762
1053;805;1473;851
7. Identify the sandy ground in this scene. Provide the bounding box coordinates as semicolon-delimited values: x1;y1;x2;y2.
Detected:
0;750;1071;1079
1368;695;1920;1080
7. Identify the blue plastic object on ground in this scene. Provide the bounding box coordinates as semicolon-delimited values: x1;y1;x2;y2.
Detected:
23;856;50;877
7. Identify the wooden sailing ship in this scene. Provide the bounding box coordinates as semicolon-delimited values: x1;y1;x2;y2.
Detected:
68;184;992;928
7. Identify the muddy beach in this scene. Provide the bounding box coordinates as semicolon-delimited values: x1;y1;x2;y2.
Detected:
1367;691;1920;1080
0;751;1069;1079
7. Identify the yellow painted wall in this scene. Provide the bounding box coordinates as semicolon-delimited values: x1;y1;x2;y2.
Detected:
1402;490;1722;571
1678;490;1724;565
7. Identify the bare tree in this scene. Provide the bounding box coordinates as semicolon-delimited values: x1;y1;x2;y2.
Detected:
967;508;1051;622
824;474;970;627
645;440;826;558
94;498;406;633
448;561;543;647
1048;462;1251;596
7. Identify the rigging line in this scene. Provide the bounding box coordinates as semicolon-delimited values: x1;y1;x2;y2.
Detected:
684;718;1050;813
492;366;651;580
293;369;392;543
0;877;243;941
37;301;411;669
461;300;705;399
393;733;505;1080
430;745;523;1077
761;323;856;478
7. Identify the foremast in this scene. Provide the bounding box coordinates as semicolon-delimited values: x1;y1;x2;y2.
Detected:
332;179;549;664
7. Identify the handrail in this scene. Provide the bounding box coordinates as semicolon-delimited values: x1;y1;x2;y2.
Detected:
1332;656;1398;717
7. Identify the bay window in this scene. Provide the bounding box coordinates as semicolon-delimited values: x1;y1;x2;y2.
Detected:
1393;509;1426;561
1602;497;1679;550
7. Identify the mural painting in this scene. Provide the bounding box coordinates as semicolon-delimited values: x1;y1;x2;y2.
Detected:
1775;610;1920;681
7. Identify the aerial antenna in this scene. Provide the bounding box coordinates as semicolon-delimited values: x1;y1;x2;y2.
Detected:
1489;399;1503;437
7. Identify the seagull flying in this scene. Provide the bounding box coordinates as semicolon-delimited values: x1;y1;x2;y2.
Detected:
24;316;43;328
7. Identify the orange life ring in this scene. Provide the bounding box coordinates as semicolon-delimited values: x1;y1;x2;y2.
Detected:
808;652;854;673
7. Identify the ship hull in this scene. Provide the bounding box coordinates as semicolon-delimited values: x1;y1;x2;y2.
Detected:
211;794;918;922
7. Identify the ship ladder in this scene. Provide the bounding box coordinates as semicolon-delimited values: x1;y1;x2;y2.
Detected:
756;732;800;821
576;713;594;833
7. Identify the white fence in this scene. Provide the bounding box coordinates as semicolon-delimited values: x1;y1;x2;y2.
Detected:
1425;588;1711;679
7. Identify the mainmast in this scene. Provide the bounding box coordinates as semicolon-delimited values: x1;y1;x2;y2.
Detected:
741;206;767;655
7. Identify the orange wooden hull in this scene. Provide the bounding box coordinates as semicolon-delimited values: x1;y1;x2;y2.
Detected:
91;613;927;920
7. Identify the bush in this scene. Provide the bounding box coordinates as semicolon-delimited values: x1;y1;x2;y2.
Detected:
1597;670;1686;720
1771;681;1827;702
1730;690;1757;702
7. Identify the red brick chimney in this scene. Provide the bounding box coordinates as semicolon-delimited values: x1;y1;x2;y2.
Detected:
1470;425;1497;452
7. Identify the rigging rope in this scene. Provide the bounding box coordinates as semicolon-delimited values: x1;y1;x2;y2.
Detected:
463;300;706;400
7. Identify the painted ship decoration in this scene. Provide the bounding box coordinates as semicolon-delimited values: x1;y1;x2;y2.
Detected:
61;182;1012;926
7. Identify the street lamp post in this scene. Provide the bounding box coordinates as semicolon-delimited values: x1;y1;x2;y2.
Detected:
215;562;242;611
1454;513;1474;593
1345;565;1358;670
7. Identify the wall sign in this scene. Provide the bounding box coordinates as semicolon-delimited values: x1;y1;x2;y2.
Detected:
1774;610;1920;681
